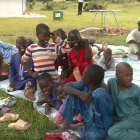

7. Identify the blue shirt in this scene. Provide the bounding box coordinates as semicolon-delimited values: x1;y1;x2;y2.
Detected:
46;82;62;110
9;53;36;90
63;81;114;130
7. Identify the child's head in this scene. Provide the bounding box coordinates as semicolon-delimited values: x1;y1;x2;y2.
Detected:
36;23;50;46
54;83;66;101
67;30;82;49
26;38;35;47
38;73;53;96
0;51;3;65
16;36;27;56
103;48;112;59
82;64;104;87
116;62;133;88
57;28;67;40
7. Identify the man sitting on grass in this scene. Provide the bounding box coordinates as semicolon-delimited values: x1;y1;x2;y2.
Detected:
126;17;140;60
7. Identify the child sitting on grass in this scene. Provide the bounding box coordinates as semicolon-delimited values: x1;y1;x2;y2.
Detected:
21;23;68;102
54;64;114;140
54;83;82;125
61;29;93;84
108;62;140;140
93;44;115;71
8;36;36;101
0;51;9;81
36;73;62;115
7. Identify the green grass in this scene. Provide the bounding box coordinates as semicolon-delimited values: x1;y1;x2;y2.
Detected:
0;91;81;140
0;1;140;46
0;1;140;139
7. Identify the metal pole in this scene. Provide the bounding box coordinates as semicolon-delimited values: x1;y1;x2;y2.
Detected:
104;11;106;29
90;11;98;27
106;11;109;34
113;11;120;31
101;11;103;28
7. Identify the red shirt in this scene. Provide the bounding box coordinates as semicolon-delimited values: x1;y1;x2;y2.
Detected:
69;47;92;74
63;47;92;84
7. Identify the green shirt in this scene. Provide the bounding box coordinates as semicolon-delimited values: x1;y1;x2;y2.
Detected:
108;78;140;131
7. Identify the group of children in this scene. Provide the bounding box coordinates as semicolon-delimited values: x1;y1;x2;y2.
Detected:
0;23;139;140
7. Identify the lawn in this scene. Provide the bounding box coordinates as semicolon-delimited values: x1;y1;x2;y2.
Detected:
0;1;140;140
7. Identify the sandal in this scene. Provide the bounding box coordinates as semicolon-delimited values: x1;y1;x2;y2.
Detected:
8;119;31;130
1;107;12;114
0;113;19;122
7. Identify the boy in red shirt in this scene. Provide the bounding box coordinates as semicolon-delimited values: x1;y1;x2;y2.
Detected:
61;30;93;84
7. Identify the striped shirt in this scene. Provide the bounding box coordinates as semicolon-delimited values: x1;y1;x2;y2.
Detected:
22;39;69;82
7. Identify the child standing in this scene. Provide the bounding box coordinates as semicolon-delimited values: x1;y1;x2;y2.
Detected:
36;73;62;115
54;64;114;140
61;30;93;84
8;36;36;101
0;51;9;81
93;47;115;71
108;62;140;140
22;23;68;101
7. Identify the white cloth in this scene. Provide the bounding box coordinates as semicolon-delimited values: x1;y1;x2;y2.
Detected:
78;0;83;2
93;54;115;71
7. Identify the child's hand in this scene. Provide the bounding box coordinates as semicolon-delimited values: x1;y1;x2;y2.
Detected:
36;100;45;106
50;32;57;40
45;104;51;115
31;72;39;79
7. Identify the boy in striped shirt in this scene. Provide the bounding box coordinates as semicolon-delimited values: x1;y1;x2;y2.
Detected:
22;23;70;101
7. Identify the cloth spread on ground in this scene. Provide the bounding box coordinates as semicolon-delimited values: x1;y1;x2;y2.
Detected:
0;44;139;139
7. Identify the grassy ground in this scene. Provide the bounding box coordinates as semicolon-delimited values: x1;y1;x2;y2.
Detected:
0;1;140;45
0;1;140;139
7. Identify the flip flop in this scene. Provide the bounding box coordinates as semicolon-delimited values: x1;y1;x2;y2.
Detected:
1;107;12;114
8;119;31;130
0;113;19;122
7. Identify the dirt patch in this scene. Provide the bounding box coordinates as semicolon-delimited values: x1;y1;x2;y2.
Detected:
78;28;130;36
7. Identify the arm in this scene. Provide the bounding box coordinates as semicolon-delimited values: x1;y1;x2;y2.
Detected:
21;46;38;78
83;38;92;59
108;58;115;71
63;85;92;103
36;99;56;107
96;56;107;71
127;40;140;45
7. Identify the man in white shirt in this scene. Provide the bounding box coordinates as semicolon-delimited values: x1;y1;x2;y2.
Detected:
126;17;140;60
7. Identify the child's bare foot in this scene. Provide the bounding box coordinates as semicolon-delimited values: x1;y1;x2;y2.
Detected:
24;88;36;101
69;123;83;131
54;120;69;133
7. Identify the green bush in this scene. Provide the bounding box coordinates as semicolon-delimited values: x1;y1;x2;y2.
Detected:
61;4;68;9
41;2;54;10
83;0;107;11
